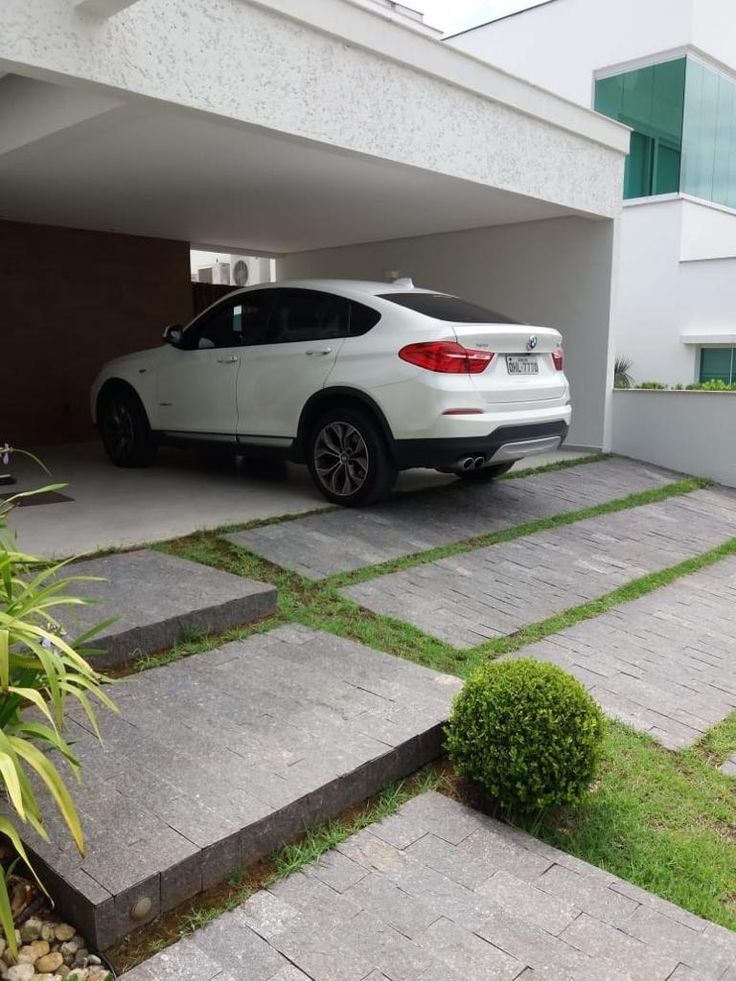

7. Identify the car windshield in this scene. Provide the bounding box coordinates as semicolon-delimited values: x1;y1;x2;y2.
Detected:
378;292;520;324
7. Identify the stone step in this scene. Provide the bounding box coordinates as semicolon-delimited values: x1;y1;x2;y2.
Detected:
224;457;678;580
18;626;461;950
58;549;277;669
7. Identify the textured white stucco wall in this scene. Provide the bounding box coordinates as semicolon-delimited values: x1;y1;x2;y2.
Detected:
278;217;616;449
0;0;626;219
612;390;736;487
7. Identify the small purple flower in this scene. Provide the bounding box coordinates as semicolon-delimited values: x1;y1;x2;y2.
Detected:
41;623;67;651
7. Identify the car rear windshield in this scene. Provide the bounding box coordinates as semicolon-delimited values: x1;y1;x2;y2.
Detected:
378;292;520;324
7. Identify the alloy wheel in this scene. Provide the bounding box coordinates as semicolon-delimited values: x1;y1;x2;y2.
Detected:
103;400;135;459
314;421;370;497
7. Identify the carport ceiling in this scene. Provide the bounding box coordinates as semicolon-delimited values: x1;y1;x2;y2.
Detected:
0;92;573;254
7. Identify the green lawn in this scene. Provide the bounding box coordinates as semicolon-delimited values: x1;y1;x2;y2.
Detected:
533;719;736;931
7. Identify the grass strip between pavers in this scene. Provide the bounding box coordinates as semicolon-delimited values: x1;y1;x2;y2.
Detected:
148;476;709;680
329;475;709;589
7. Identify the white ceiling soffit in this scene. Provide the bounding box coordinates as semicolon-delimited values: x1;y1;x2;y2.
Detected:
0;103;574;254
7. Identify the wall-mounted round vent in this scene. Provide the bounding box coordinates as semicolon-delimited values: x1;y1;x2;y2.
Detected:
233;259;249;287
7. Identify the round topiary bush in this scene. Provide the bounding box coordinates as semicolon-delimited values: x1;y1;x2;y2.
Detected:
446;659;604;812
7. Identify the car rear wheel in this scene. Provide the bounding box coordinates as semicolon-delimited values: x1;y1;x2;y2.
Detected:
456;461;514;482
308;407;397;507
98;389;157;468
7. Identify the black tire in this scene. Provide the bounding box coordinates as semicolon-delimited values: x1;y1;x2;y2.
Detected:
307;407;397;507
98;388;157;468
456;461;514;482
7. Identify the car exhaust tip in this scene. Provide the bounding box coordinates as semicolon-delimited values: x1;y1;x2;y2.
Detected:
473;456;485;469
457;457;475;471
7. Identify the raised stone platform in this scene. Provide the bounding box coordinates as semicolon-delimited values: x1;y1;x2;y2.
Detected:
20;626;461;949
59;549;277;669
226;457;676;579
124;792;736;980
342;488;736;647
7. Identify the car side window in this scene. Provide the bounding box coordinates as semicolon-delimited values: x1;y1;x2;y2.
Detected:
186;292;274;350
349;301;381;336
257;289;349;345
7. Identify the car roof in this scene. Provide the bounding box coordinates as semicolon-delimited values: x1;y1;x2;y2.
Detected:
231;279;443;299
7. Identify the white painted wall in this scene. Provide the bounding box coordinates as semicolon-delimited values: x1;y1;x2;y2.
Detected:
680;196;736;260
448;0;695;107
278;216;616;450
612;197;736;385
691;0;736;73
612;389;736;486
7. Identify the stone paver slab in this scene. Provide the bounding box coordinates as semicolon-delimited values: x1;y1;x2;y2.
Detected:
514;553;736;749
720;754;736;777
225;457;676;579
123;792;736;980
342;488;736;647
15;627;460;949
58;549;277;668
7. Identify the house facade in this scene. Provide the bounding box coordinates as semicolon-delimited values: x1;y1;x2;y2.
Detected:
449;0;736;388
0;0;627;452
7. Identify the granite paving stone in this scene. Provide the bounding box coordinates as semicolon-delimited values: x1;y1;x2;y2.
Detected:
123;792;736;980
57;548;277;668
342;488;736;647
721;754;736;777
225;457;676;579
10;627;460;950
515;554;736;749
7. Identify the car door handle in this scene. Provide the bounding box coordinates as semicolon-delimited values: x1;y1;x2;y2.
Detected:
216;356;239;364
305;348;332;356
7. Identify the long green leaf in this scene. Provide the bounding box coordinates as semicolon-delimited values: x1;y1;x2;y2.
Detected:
9;738;85;854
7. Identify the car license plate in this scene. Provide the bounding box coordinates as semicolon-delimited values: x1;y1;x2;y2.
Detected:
506;356;539;375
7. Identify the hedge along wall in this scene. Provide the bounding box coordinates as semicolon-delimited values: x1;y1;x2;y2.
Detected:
611;389;736;487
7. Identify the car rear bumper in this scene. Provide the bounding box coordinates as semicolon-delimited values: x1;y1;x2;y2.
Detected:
392;419;570;470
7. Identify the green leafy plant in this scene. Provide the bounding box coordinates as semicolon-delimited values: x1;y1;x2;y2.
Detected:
0;458;116;956
638;381;667;390
446;659;604;812
613;355;634;389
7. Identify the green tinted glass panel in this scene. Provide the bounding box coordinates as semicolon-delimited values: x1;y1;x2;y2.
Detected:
682;59;736;208
700;348;734;383
625;132;653;198
655;144;681;194
595;58;686;199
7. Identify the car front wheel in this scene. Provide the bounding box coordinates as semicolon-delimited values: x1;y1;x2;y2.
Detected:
308;408;397;507
98;389;157;468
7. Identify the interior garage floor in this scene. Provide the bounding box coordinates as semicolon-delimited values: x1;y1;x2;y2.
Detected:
4;441;589;559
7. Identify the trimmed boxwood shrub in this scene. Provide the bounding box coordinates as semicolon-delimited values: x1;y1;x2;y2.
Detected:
446;659;604;812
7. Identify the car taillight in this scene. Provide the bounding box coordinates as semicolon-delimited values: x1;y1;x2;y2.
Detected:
398;341;494;374
552;345;564;371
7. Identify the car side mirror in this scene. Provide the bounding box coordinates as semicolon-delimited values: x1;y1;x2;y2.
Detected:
163;324;184;347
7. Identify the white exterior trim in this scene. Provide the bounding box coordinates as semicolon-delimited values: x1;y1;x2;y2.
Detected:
681;332;736;345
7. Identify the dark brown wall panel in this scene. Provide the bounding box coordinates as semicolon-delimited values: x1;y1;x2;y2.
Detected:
0;220;192;446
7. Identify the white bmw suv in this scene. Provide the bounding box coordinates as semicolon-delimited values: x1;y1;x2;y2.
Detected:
92;280;571;506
